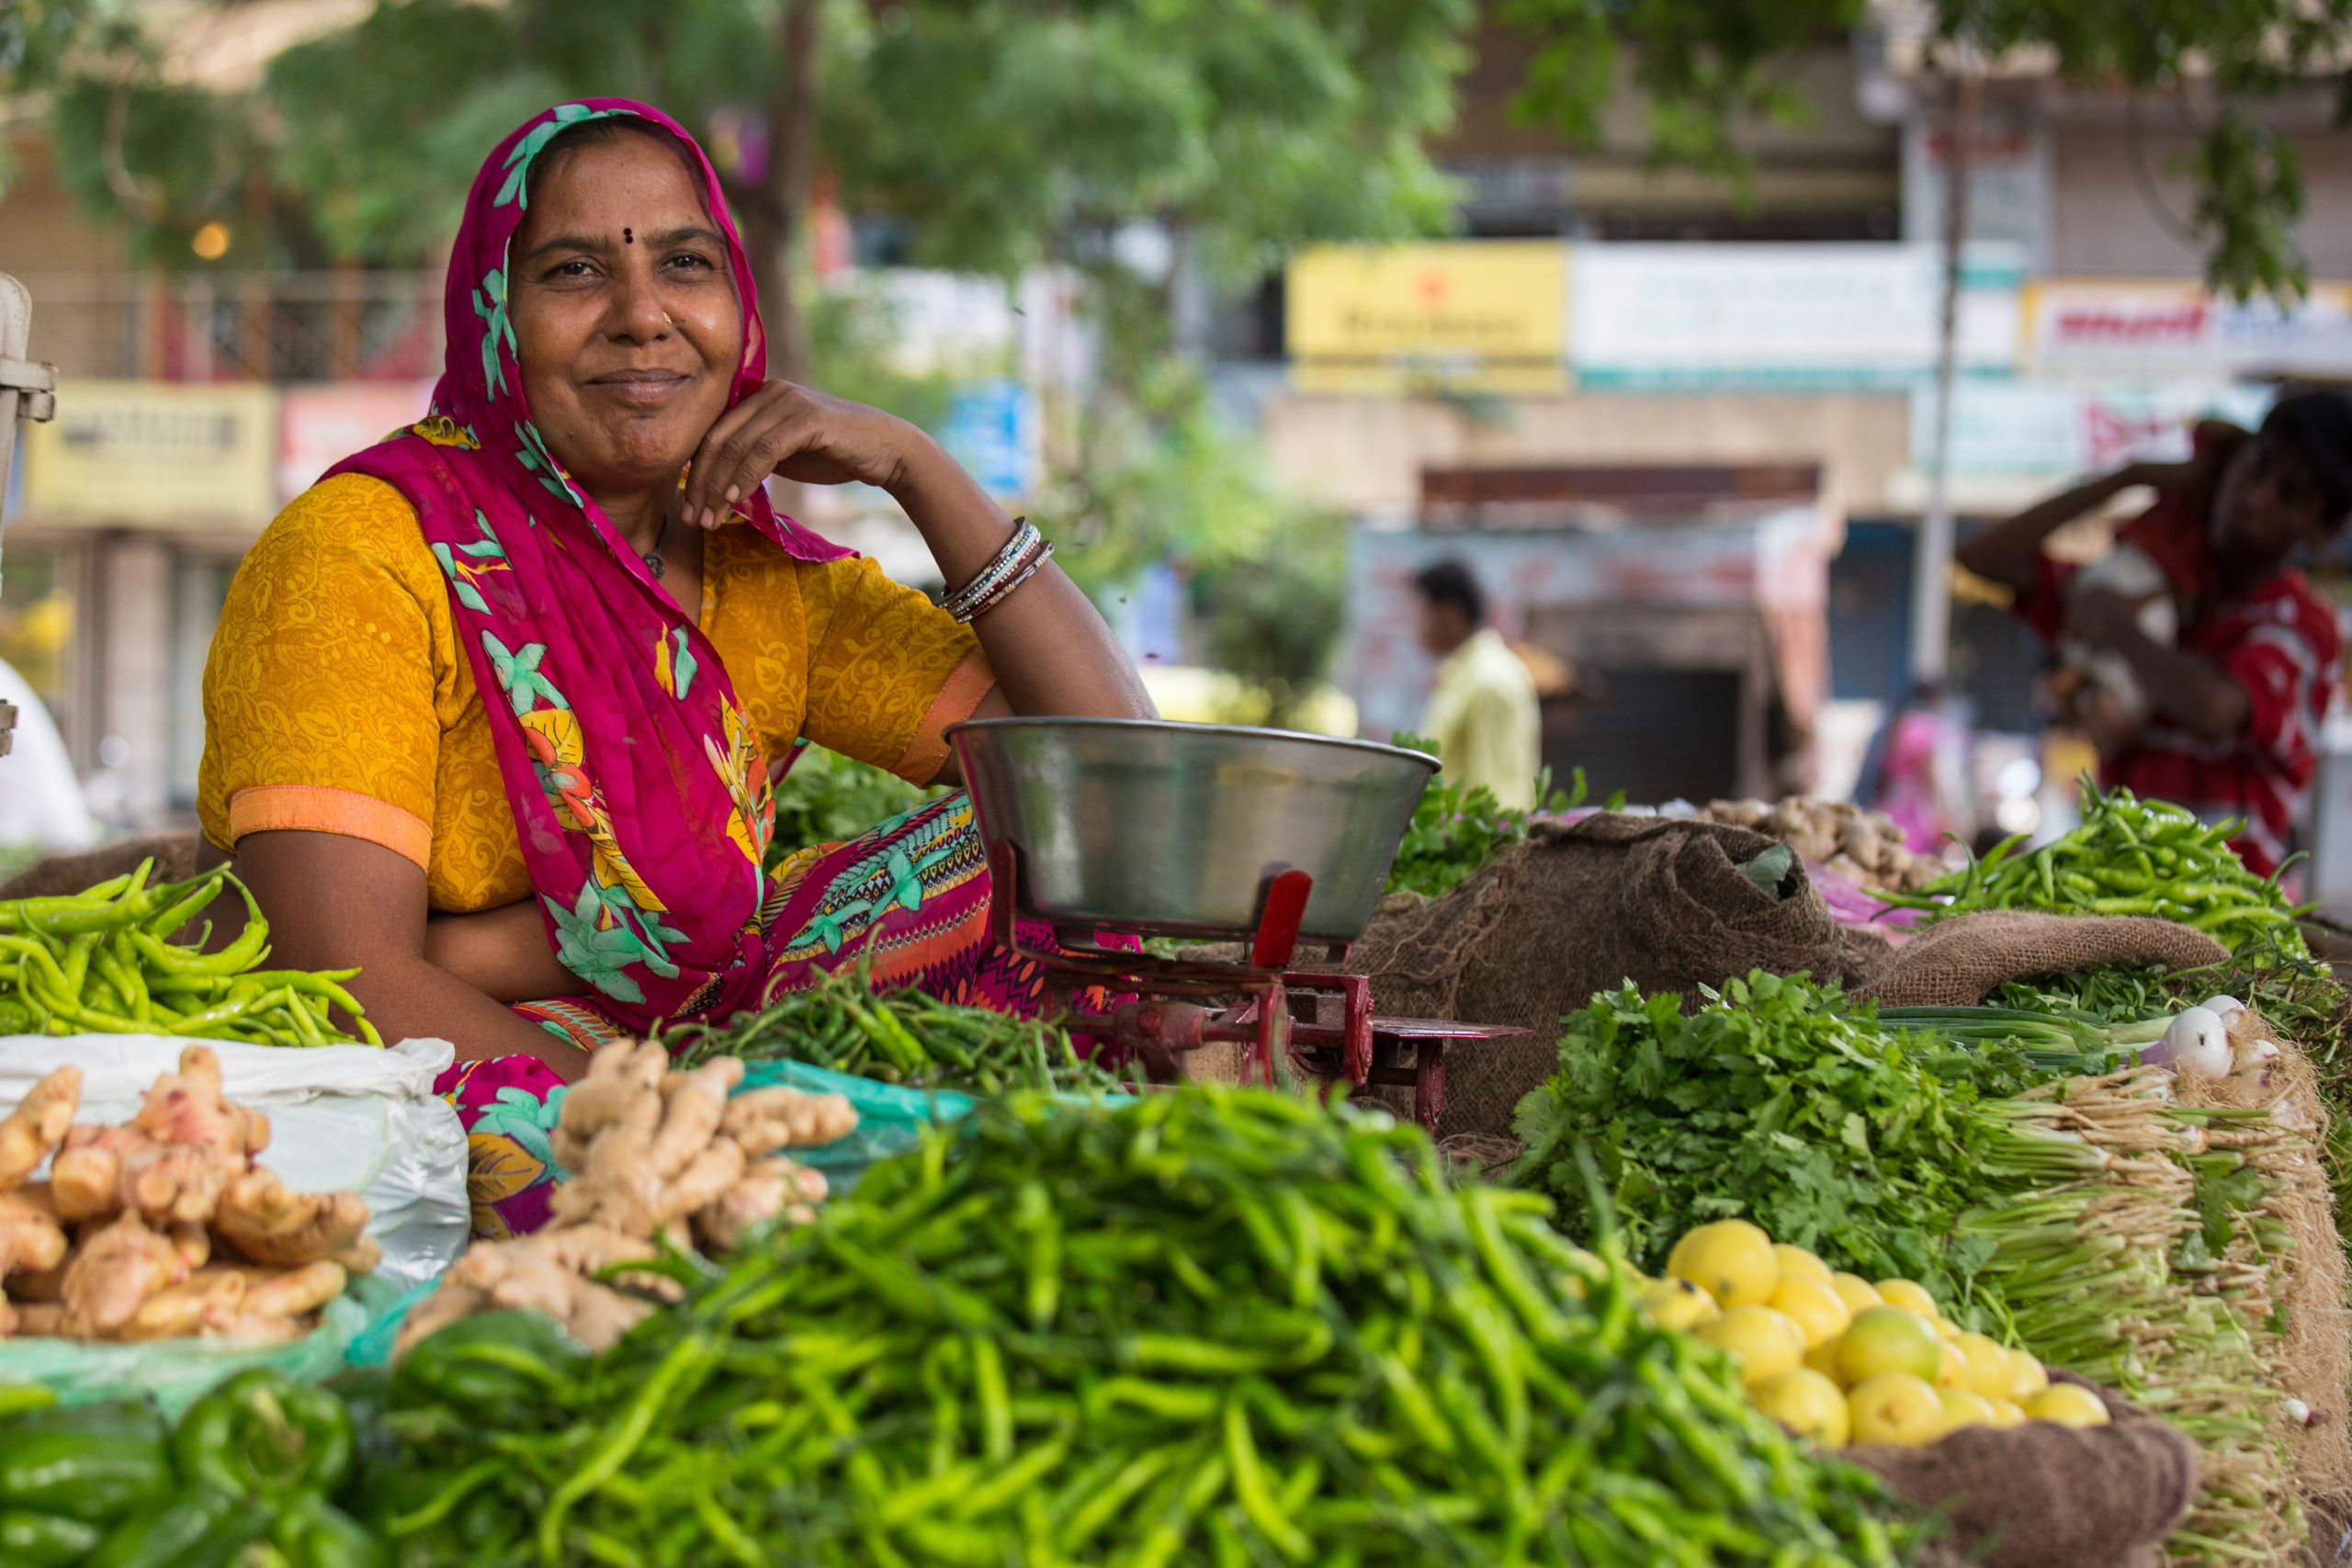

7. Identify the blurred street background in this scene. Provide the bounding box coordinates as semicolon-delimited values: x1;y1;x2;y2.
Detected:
3;0;2350;898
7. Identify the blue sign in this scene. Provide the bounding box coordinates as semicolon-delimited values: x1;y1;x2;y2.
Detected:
939;378;1039;499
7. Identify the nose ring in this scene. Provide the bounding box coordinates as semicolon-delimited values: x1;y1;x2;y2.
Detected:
662;312;674;327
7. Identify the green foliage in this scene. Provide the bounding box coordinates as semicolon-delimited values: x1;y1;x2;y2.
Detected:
1189;509;1348;730
1382;732;1577;899
1509;971;2035;1313
765;744;941;870
1502;0;2349;299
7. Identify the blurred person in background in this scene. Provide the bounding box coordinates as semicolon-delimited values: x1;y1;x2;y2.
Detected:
0;658;98;856
1412;559;1542;810
1870;681;1971;855
1958;391;2352;876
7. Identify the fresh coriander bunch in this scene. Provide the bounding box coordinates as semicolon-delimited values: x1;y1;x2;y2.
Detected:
1382;732;1582;900
1508;971;2028;1319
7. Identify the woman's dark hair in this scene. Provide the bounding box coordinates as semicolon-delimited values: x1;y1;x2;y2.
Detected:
522;115;708;210
2260;389;2352;523
1411;558;1485;622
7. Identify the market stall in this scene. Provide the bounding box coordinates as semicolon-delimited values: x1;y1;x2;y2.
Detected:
0;720;2343;1567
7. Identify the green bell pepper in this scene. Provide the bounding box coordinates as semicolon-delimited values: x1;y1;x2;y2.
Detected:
0;1400;172;1524
173;1369;354;1500
269;1490;390;1568
391;1307;585;1417
84;1487;274;1568
0;1383;59;1420
0;1507;103;1566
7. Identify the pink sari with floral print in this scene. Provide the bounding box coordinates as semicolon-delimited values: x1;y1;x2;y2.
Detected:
332;101;1108;1239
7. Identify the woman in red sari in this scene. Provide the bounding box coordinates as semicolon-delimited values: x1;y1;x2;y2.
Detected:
197;101;1150;1233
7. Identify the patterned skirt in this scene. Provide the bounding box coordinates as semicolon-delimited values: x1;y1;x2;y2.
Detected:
436;791;1069;1237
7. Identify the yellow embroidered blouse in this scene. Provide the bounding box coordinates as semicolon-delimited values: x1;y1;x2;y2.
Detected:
197;472;992;913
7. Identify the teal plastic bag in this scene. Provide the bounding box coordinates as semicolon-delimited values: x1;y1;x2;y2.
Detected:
0;1294;367;1419
741;1061;1136;1193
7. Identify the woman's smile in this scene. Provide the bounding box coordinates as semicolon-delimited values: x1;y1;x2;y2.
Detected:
585;367;696;409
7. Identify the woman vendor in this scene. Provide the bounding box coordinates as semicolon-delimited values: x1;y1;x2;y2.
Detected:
194;100;1153;1232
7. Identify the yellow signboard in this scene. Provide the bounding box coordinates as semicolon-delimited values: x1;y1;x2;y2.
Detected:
23;380;280;525
1286;241;1567;392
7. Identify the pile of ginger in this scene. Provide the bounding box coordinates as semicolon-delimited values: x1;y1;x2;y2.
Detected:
0;1045;377;1342
398;1041;855;1355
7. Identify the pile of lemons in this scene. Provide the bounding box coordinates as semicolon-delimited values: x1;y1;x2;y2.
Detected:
1644;1218;2112;1447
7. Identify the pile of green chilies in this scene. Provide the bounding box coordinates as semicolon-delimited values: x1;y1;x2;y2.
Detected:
359;1087;1914;1568
662;958;1124;1095
1874;779;2308;957
0;862;379;1045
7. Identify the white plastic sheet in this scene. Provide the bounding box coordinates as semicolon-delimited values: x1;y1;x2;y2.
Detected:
0;1034;469;1290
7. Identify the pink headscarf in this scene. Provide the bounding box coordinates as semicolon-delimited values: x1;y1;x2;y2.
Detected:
329;99;850;1027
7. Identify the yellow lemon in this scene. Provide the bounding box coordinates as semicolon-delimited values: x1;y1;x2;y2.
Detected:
1767;1276;1853;1349
1985;1398;2028;1429
1804;1337;1849;1387
1933;1338;1971;1392
1828;1272;1883;1316
2025;1384;2110;1428
2007;1348;2050;1403
1772;1244;1834;1285
1874;1279;1942;1321
1698;1305;1804;1386
1939;1389;1996;1430
1956;1332;2015;1402
1836;1306;1943;1386
1847;1372;1946;1447
1752;1368;1850;1446
1668;1221;1780;1308
1640;1278;1721;1333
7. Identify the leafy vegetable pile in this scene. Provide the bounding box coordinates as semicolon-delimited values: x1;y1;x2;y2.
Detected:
0;863;379;1045
766;745;941;872
662;960;1126;1095
1508;973;2029;1315
1876;780;2307;957
360;1088;1913;1568
1383;735;1581;900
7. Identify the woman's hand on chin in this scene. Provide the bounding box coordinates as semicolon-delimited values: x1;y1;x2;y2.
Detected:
680;380;926;528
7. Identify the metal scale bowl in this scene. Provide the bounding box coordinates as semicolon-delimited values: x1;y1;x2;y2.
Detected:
948;716;1529;1130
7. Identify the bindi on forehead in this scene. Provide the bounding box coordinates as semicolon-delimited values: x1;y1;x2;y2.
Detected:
624;228;633;243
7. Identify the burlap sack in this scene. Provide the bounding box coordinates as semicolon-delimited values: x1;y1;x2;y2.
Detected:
1849;1372;2199;1568
1849;912;2228;1009
1350;814;1882;1140
0;834;202;901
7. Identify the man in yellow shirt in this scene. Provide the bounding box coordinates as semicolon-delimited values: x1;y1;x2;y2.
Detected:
1413;560;1543;810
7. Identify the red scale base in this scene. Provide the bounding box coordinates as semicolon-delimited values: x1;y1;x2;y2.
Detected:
987;844;1526;1132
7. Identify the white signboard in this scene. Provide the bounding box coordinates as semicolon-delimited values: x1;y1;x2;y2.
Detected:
2022;280;2352;379
1568;243;2020;388
1910;380;2276;477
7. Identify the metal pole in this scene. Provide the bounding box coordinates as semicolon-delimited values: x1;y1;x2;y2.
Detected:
0;273;60;756
1908;63;1981;682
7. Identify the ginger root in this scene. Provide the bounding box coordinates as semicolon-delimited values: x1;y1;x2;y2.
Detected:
3;1049;375;1341
61;1213;190;1338
721;1084;858;1156
213;1167;378;1269
0;1184;68;1281
0;1066;82;1186
51;1046;268;1224
395;1224;660;1356
400;1040;853;1358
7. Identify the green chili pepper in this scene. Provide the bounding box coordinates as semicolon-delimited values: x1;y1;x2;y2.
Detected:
392;1308;586;1416
266;1490;389;1568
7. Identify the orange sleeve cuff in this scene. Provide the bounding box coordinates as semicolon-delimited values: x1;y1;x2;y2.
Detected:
226;785;432;872
892;646;996;784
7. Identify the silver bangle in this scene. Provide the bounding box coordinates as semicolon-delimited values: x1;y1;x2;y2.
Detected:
942;518;1040;619
954;539;1054;623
